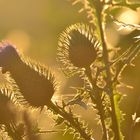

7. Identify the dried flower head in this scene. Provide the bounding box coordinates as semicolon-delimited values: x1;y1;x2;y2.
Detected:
0;42;57;108
57;23;102;76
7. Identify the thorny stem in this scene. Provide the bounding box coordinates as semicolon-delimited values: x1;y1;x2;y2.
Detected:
94;0;120;139
85;67;108;140
48;101;93;140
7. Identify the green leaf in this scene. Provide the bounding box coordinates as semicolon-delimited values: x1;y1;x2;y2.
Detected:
113;92;124;140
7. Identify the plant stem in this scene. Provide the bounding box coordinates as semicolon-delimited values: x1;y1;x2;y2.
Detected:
94;1;120;139
48;101;93;140
85;68;108;140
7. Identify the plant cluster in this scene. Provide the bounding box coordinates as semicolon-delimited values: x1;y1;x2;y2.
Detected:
0;0;140;140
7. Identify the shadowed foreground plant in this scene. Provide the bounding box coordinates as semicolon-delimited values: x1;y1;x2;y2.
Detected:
0;42;93;140
0;88;25;140
0;88;44;140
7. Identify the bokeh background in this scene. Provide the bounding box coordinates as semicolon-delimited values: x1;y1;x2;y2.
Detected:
0;0;140;140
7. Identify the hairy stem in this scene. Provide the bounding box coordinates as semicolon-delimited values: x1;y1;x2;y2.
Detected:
85;67;108;140
94;1;120;139
48;101;93;140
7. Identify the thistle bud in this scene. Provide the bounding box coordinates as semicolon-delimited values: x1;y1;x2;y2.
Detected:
0;42;56;108
57;23;102;76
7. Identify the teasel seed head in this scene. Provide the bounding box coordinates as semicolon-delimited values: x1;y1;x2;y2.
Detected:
0;42;57;108
57;23;102;76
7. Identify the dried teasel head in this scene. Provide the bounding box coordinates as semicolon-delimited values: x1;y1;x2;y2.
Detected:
0;42;57;108
57;23;102;76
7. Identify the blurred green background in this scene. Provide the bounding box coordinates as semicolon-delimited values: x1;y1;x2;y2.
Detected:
0;0;140;140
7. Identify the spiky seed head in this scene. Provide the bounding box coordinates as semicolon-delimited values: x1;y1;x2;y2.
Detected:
57;23;102;76
0;42;57;108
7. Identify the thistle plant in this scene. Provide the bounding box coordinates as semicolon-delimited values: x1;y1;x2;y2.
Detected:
0;0;140;140
0;43;93;140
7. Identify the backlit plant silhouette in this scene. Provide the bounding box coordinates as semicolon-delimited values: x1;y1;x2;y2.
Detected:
0;0;140;140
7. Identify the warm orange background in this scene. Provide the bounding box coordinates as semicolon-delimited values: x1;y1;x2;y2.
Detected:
0;0;140;140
